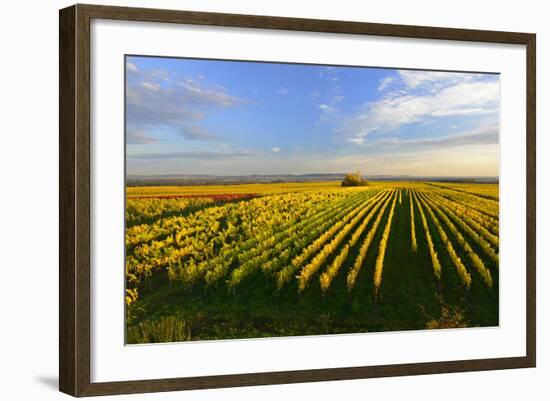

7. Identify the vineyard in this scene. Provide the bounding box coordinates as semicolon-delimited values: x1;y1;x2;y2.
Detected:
125;181;499;343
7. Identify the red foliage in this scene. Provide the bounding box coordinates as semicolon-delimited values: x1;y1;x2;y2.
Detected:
130;193;259;202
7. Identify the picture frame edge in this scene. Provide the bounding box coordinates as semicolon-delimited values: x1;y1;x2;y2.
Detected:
59;3;537;397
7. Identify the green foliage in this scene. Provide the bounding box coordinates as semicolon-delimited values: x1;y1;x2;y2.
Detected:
127;315;191;343
421;192;493;288
347;191;392;291
417;193;472;288
413;191;441;280
373;191;398;296
297;192;383;291
425;297;470;329
125;182;499;343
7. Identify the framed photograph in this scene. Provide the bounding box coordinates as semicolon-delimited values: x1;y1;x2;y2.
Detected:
59;4;536;397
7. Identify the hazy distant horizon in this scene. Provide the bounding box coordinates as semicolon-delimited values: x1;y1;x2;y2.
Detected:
126;172;499;184
126;56;500;177
127;172;499;178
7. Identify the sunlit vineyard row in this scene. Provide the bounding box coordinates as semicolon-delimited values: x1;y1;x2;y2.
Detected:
125;183;499;307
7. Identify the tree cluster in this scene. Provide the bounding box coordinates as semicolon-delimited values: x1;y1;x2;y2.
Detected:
341;172;369;187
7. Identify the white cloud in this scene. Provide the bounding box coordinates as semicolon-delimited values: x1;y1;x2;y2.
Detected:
319;104;336;113
127;129;157;144
177;78;242;107
126;62;138;73
349;138;364;145
342;75;499;145
326;138;499;177
377;76;394;91
271;147;281;153
141;81;160;91
276;88;289;95
149;69;171;81
431;108;488;117
316;67;345;124
127;66;246;142
364;124;499;149
397;70;478;89
129;150;254;160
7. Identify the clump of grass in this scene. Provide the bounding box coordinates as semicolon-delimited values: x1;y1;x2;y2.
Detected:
425;297;470;330
127;315;192;344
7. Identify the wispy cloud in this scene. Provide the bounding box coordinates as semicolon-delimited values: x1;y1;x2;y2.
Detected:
377;76;394;91
398;70;479;89
126;57;499;177
341;71;499;145
128;150;254;160
127;128;157;145
316;67;345;124
326;144;499;177
126;63;246;143
318;104;337;113
177;125;220;141
126;62;138;73
365;124;498;149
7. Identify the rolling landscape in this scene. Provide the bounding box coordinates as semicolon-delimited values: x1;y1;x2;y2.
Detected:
124;56;500;343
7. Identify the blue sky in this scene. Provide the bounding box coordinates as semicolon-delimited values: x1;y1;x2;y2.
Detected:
126;56;499;177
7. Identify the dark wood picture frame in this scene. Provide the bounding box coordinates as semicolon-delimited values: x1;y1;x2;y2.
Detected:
59;3;536;397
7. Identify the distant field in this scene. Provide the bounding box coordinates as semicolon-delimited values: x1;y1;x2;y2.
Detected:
126;181;343;197
125;181;499;343
427;182;499;201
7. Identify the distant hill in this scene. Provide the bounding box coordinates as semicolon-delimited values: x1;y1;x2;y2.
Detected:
126;173;498;186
